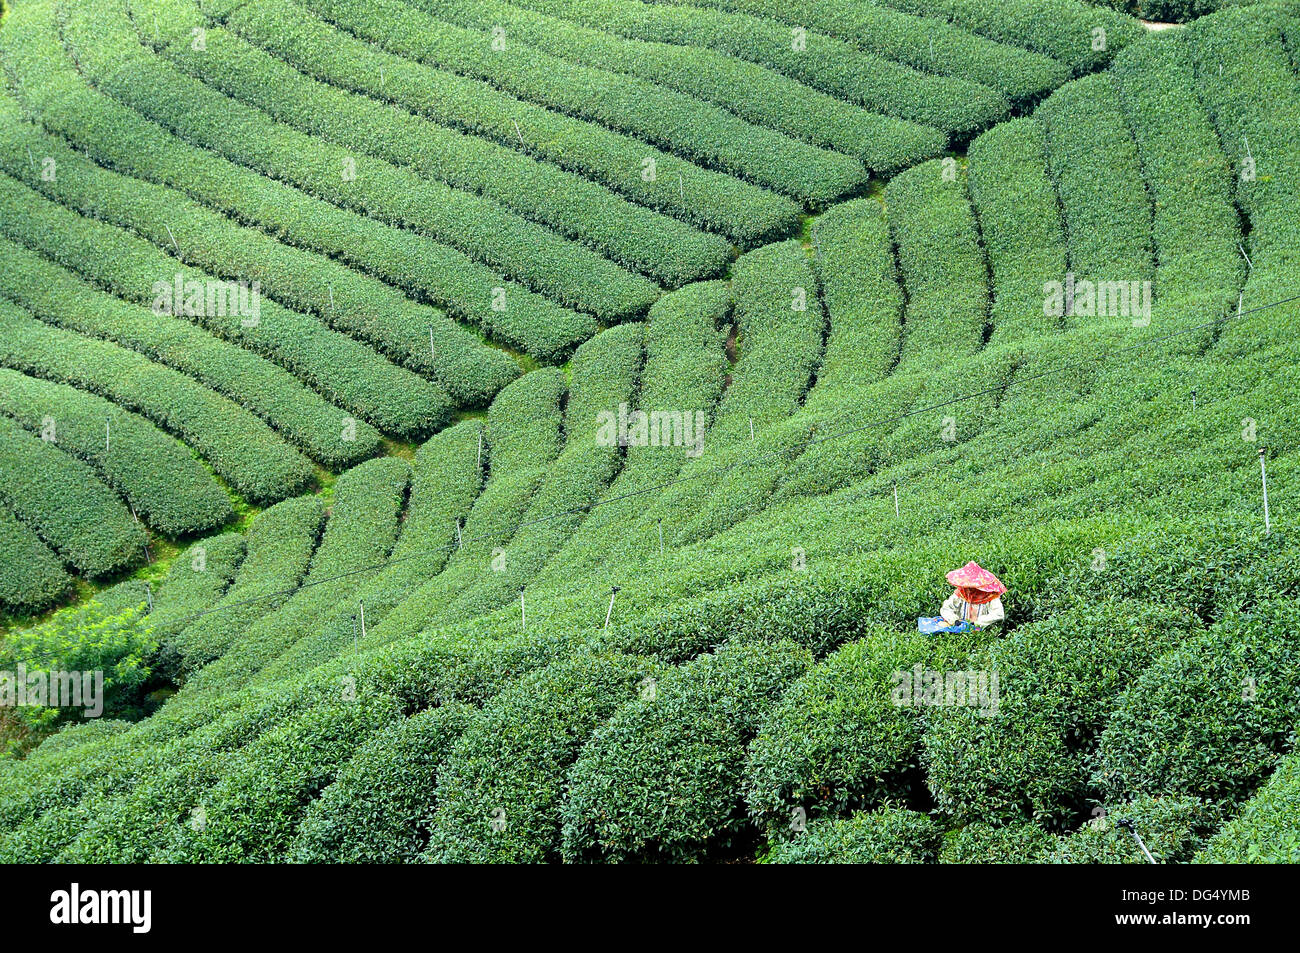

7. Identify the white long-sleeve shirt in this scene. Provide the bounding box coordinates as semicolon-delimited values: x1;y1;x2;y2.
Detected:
940;592;1005;628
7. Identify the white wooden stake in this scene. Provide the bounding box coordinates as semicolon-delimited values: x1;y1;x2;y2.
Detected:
165;223;180;253
893;481;900;518
1260;447;1271;535
512;119;524;146
430;326;436;360
359;599;367;640
604;586;619;631
749;417;754;441
145;583;154;612
477;431;483;469
329;284;336;313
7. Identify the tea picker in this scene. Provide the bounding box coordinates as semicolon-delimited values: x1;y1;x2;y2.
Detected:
918;562;1006;635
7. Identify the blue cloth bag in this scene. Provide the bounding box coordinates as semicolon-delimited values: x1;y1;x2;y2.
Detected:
917;616;973;635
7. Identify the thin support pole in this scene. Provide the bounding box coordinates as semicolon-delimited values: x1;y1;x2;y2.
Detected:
893;481;900;518
520;587;527;630
359;600;367;640
657;518;663;558
604;586;619;632
1118;820;1157;864
1260;447;1271;536
455;518;463;548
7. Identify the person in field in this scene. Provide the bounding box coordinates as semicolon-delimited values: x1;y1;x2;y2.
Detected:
918;562;1006;634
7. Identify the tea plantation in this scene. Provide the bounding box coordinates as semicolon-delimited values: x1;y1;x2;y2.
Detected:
0;0;1298;864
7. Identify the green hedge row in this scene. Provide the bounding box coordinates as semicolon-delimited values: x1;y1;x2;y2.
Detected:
939;822;1056;863
968;118;1068;343
775;200;904;499
923;600;1201;827
493;0;1010;137
561;640;812;862
251;421;487;679
744;632;933;834
886;160;989;365
1039;73;1154;293
412;0;946;173
1112;34;1244;348
0;415;145;578
360;371;567;647
0;95;518;410
63;1;644;334
810;199;902;396
166;496;325;672
0;369;232;537
445;325;642;621
661;240;825;544
1196;752;1300;863
172;694;403;862
0;298;315;503
768;806;942;863
0;503;72;612
290;703;474;863
1092;600;1300;804
872;0;1145;74
1188;6;1300;359
1046;796;1221;864
0;172;449;440
251;0;800;246
0;234;378;471
300;0;866;204
208;2;732;288
0;63;522;407
651;0;1070;105
180;457;411;696
427;651;657;862
534;281;730;584
146;534;246;652
710;240;824;446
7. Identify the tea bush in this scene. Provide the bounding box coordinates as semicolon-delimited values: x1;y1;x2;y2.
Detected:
0;505;71;612
290;703;474;863
0;369;232;537
768;806;942;863
0;299;315;502
1045;796;1221;864
653;0;1069;104
483;0;1010;137
422;0;948;169
745;632;933;833
301;0;867;204
561;640;812;862
1092;600;1300;804
0;237;374;472
0;415;145;578
1196;752;1300;863
923;600;1201;827
172;7;730;288
426;651;657;863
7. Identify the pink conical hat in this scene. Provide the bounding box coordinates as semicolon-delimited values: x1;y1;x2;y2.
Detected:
945;561;1006;595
